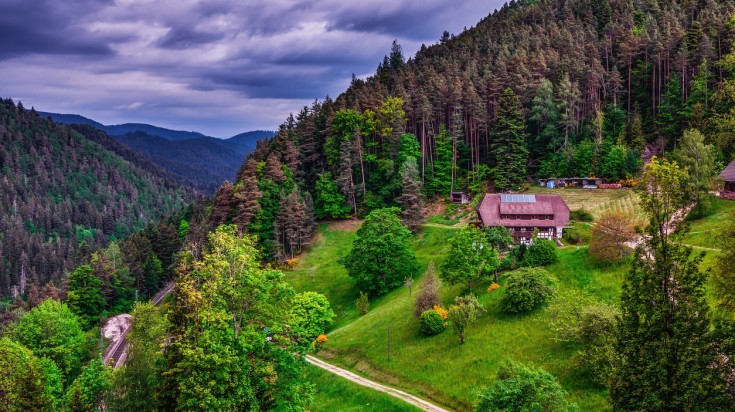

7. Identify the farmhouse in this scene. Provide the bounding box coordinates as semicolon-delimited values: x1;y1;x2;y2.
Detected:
476;194;570;244
721;159;735;200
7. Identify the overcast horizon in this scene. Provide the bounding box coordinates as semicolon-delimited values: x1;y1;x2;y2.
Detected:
0;0;504;138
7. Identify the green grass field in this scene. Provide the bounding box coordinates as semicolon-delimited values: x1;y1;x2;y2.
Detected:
681;198;735;250
286;222;622;411
286;194;734;412
304;363;420;412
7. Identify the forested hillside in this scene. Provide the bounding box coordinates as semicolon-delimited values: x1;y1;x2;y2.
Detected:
0;99;193;297
213;0;735;260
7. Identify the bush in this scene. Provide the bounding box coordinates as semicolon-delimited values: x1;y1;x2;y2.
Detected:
501;267;557;314
563;224;590;245
522;239;558;267
571;208;594;222
475;360;578;412
414;263;441;317
420;310;445;336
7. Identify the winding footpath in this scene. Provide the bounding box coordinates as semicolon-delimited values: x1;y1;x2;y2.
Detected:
305;355;451;412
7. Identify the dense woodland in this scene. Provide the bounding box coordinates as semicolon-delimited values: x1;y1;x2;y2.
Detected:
212;0;735;257
0;100;194;299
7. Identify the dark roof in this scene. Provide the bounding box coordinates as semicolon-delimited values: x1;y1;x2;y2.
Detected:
721;159;735;182
476;194;570;228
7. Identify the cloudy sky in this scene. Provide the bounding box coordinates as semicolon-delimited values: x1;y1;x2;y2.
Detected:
0;0;503;138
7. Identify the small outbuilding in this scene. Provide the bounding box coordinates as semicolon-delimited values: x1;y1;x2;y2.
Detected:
721;159;735;200
450;191;470;204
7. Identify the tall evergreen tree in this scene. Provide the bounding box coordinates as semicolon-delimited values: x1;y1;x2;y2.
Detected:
610;158;733;411
398;157;424;233
489;88;529;191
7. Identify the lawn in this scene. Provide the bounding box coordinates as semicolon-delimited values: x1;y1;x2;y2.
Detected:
681;197;735;250
286;222;621;411
303;363;420;412
286;197;734;412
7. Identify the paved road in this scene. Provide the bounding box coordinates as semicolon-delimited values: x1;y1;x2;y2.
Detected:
103;282;174;367
305;355;452;412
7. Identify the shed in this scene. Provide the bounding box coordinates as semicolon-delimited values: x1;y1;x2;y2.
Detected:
721;159;735;200
450;191;470;204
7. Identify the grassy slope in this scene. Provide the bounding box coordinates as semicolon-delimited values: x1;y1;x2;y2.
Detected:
287;197;735;412
526;187;641;218
303;364;420;412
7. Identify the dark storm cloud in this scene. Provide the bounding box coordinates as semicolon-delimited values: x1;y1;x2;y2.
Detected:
0;0;503;136
0;0;115;60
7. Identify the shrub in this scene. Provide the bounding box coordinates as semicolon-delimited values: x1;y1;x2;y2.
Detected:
571;208;594;222
522;239;558;267
501;267;557;314
356;291;369;315
420;310;445;336
563;224;590;245
475;360;578;411
433;304;448;320
488;283;500;292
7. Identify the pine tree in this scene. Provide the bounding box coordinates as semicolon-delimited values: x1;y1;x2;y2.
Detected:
398;157;424;233
232;160;262;233
490;88;529;191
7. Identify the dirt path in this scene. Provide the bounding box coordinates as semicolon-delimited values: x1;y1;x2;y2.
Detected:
304;355;452;412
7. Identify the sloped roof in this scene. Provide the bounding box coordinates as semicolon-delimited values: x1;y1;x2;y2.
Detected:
477;194;570;227
721;159;735;182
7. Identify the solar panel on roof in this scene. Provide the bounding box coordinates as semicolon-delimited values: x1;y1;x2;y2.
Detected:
500;194;536;203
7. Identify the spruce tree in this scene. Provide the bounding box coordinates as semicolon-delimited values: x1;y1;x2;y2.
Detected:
610;158;733;411
490;88;529;191
398;157;424;233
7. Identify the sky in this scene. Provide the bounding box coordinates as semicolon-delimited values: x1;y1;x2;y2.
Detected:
0;0;503;138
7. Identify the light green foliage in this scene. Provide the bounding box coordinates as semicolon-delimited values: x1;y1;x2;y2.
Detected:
64;359;112;412
356;291;369;315
440;227;499;293
161;225;311;411
490;88;529;191
634;157;689;240
67;264;106;328
674;129;717;216
0;338;58;411
521;239;558;267
289;292;335;352
570;140;595;177
501;267;557;314
484;226;513;254
328;109;364;168
419;310;445;336
314;172;351;219
344;208;420;295
106;302;169;412
547;292;618;385
448;294;484;344
7;299;88;383
475;360;578;412
712;209;735;311
600;145;628;180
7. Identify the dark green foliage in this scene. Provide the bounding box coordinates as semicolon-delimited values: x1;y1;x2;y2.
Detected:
419;310;445;336
484;226;513;254
521;239;558;267
0;100;191;297
344;208;420;295
489;89;529;191
611;159;734;411
570;209;594;222
66;265;106;329
475;360;578;412
425;126;453;198
398;157;424;233
501;267;557;314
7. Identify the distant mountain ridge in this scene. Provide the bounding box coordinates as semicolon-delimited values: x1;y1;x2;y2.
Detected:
37;111;275;193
